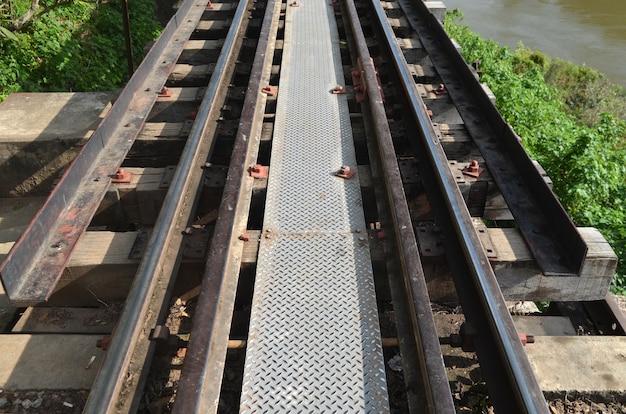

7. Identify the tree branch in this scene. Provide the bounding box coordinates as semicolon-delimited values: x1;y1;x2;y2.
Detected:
10;0;98;31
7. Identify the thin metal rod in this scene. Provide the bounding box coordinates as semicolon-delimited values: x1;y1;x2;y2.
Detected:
121;0;134;77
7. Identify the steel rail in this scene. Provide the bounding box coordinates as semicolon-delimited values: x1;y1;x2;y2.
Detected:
343;0;454;412
172;0;281;411
82;0;251;411
368;1;550;412
0;0;215;305
402;0;587;277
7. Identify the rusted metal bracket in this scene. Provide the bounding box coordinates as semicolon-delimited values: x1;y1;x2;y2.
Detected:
351;57;384;103
182;226;211;260
248;164;268;178
335;165;355;179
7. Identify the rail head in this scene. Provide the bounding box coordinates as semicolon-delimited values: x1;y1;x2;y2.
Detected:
82;0;253;411
368;0;551;412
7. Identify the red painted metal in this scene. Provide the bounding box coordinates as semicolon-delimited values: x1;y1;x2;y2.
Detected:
111;168;133;183
249;164;268;178
335;165;355;179
261;85;277;96
462;159;485;178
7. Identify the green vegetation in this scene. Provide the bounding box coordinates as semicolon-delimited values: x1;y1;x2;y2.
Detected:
445;10;626;293
0;0;162;101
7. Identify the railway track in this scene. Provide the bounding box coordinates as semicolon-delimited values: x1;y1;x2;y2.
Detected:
0;0;624;412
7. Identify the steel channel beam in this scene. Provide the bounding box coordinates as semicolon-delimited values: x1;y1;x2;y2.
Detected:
82;1;251;412
368;1;550;412
0;0;214;305
172;0;281;411
343;0;454;412
402;0;586;277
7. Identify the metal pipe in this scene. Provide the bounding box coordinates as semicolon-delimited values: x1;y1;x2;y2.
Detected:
83;0;251;411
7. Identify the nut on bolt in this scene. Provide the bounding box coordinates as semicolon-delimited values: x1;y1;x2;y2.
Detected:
261;85;277;96
335;165;355;179
249;164;268;179
462;160;484;178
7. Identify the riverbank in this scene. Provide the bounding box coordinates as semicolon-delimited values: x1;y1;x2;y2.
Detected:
445;11;626;292
444;0;626;88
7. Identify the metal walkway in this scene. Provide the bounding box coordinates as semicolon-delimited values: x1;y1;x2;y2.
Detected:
239;0;390;411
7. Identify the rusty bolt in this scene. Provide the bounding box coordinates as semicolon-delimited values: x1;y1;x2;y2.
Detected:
249;164;268;179
434;83;448;95
96;335;112;351
111;168;132;183
462;160;484;178
518;332;535;346
261;85;277;96
335;165;355;179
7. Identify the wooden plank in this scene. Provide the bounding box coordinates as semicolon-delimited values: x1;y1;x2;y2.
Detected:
424;226;616;302
156;87;203;102
138;122;187;138
92;167;169;225
202;2;233;10
195;20;230;31
169;64;212;82
525;336;626;394
185;39;223;50
2;231;142;306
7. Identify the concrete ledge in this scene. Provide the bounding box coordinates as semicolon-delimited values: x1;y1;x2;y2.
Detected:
0;92;114;197
525;336;626;394
0;334;105;390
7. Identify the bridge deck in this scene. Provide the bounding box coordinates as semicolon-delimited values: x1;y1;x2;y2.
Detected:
238;0;389;411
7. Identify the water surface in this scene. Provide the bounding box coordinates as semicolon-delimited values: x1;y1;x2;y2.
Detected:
444;0;626;87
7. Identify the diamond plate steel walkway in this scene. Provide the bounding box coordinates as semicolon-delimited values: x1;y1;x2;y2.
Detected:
238;0;390;411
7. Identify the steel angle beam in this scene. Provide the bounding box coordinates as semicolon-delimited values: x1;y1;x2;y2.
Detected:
405;1;587;276
0;0;213;305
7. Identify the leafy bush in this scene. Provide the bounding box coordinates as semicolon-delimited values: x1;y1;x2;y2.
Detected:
0;0;162;101
445;10;626;293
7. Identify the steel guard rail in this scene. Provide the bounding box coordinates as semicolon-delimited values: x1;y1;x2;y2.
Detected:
0;0;215;305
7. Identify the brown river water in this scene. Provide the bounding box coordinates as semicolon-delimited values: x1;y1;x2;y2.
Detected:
443;0;626;87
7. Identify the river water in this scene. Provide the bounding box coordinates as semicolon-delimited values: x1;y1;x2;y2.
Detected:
443;0;626;87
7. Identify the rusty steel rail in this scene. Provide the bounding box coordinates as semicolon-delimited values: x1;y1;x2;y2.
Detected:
0;0;214;305
343;0;455;412
82;0;252;412
368;1;551;412
171;0;282;411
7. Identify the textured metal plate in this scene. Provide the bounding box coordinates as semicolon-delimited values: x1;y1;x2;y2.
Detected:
239;0;390;411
